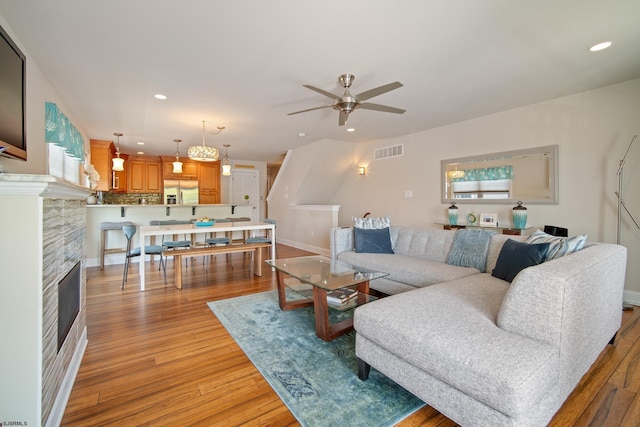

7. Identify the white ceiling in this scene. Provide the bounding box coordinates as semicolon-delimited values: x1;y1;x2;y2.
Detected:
1;1;640;164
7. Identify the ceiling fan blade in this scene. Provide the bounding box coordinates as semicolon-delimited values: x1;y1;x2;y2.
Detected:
355;81;403;101
303;85;343;101
359;102;406;114
287;105;333;115
339;110;348;126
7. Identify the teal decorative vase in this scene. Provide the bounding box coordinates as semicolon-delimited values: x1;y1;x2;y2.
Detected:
448;202;459;225
512;201;527;229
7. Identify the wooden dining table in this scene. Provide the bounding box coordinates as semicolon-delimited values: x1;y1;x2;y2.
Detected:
137;221;276;291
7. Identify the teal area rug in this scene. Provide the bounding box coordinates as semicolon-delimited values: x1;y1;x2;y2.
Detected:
208;291;424;427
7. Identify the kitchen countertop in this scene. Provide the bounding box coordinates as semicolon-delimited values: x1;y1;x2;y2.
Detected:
87;203;253;207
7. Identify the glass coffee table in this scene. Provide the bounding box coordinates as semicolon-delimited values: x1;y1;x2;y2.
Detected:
266;255;388;341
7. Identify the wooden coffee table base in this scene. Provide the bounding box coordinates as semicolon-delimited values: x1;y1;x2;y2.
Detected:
276;270;370;341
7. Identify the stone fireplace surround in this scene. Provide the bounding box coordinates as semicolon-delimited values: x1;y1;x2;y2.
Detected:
0;174;90;426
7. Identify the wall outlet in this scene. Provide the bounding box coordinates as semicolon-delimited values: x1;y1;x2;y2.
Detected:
404;190;413;198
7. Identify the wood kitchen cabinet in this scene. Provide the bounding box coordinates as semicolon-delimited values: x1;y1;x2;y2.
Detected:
90;139;128;192
127;156;162;193
161;156;198;179
198;162;221;204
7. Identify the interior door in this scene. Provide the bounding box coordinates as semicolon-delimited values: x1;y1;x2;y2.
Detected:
231;169;259;221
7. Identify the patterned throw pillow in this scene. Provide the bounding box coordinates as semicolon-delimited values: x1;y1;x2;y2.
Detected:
352;215;391;230
526;229;587;261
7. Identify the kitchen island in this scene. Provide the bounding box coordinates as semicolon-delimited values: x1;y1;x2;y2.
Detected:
86;203;256;267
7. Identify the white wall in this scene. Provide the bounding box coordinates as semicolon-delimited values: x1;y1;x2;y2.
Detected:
219;159;267;219
0;14;89;178
271;78;640;302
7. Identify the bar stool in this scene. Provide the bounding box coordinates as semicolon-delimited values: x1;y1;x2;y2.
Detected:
100;221;134;270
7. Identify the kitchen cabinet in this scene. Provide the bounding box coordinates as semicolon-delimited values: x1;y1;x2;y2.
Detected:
199;162;221;204
161;156;198;179
90;139;128;192
128;156;162;193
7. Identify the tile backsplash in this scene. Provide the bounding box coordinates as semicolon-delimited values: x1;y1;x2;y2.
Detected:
99;192;163;205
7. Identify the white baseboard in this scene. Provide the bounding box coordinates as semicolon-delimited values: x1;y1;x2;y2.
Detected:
623;289;640;307
45;327;88;427
276;238;330;257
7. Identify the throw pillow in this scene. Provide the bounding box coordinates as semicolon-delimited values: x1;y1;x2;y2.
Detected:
491;239;550;283
354;227;394;254
352;215;391;230
445;229;497;272
526;229;587;261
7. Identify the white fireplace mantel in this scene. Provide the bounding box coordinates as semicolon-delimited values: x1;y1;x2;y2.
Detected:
0;173;91;199
0;173;90;426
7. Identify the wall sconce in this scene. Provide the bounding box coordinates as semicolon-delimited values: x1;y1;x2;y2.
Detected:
358;166;366;176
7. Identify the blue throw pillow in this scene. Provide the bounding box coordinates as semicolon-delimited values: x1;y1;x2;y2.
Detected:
491;239;550;283
354;227;394;254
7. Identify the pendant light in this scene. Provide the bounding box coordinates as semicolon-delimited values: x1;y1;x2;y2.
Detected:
112;132;125;171
172;139;183;174
222;144;231;176
447;163;465;179
188;120;221;161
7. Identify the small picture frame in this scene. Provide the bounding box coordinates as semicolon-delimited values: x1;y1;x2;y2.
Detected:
479;213;498;227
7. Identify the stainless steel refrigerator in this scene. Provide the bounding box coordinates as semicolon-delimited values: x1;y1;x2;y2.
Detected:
164;179;199;205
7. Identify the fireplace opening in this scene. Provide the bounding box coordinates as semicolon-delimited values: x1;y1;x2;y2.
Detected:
58;261;80;352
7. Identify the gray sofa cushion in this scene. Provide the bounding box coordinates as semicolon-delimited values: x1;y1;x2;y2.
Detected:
337;252;479;288
355;274;560;416
391;227;456;262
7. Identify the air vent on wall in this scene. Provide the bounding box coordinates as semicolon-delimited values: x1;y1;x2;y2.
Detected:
374;144;404;160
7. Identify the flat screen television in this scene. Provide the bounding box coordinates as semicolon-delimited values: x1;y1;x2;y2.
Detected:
0;23;26;161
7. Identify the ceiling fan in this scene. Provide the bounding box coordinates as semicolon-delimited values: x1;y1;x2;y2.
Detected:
288;74;405;126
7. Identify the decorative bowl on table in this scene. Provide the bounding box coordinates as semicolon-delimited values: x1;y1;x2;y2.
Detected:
195;220;215;226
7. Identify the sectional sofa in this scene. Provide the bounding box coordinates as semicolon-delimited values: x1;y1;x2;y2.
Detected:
330;226;627;426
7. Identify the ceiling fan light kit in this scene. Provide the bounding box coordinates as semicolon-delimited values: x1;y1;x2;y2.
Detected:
288;73;405;126
188;120;222;161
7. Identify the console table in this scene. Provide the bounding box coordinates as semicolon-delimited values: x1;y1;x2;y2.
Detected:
436;222;533;236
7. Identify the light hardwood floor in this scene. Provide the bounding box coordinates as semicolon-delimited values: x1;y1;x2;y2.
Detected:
62;244;640;426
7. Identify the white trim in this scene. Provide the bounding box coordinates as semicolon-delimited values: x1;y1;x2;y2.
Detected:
277;236;329;257
0;174;90;199
623;289;640;306
45;327;88;427
288;204;341;212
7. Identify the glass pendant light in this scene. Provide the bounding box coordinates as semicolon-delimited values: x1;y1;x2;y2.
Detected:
172;139;183;174
222;144;231;176
112;132;125;171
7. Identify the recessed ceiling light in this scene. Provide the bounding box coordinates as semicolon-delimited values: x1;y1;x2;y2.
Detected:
154;94;167;100
137;151;144;155
347;128;355;132
589;41;612;52
137;141;145;145
298;133;306;137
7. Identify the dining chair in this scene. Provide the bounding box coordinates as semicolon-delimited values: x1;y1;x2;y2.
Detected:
245;218;276;266
150;220;193;265
122;224;166;290
204;219;232;265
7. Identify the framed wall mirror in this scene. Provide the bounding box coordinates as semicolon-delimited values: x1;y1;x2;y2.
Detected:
441;145;558;204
